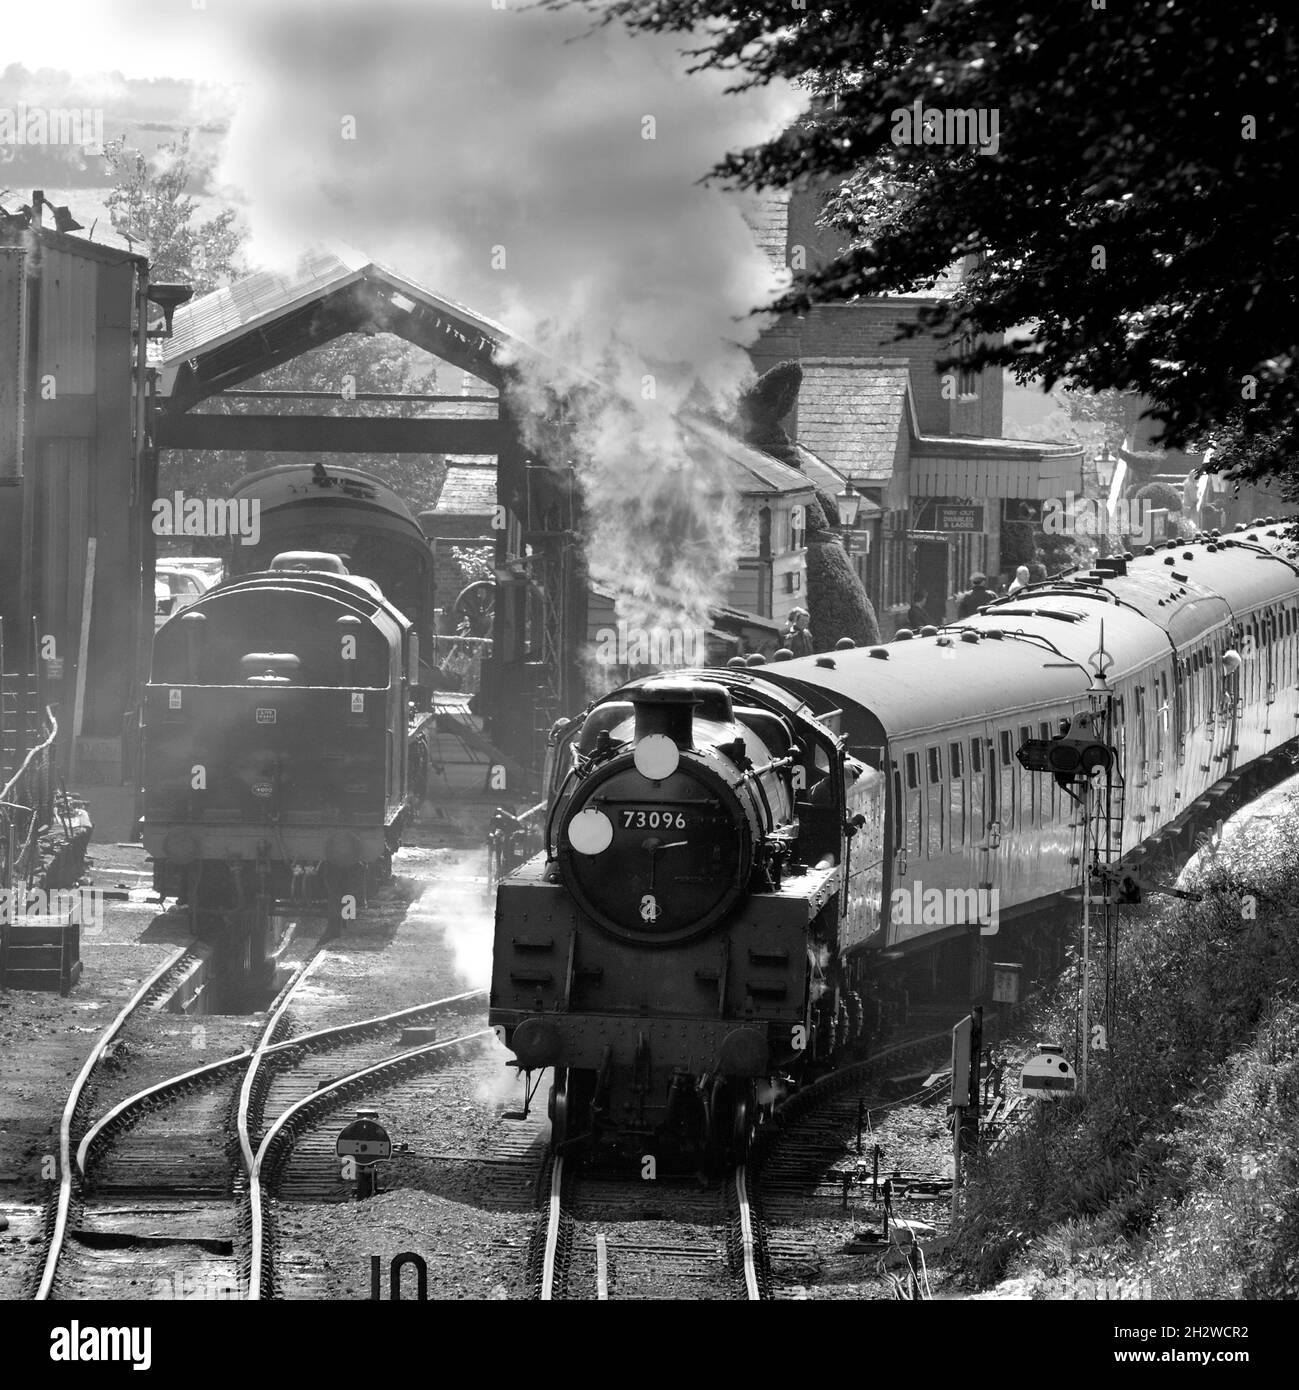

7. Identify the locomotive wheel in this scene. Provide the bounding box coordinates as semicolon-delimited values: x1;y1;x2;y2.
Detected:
452;579;496;639
548;1068;570;1149
548;1068;597;1152
731;1092;752;1163
706;1080;754;1165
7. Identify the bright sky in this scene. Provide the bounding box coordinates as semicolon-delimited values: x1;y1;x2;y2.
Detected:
8;0;288;82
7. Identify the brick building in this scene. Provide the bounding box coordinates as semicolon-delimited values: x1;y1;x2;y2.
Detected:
742;188;1082;623
419;458;496;623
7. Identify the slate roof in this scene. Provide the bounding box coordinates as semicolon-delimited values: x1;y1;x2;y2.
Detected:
795;359;913;482
737;190;792;275
432;463;497;516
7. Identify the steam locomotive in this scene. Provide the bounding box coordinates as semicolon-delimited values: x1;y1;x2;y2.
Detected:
490;523;1299;1160
142;464;437;983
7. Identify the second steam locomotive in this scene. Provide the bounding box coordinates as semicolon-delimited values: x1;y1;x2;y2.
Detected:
141;464;437;987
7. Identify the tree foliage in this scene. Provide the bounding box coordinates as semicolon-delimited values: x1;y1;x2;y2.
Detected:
1134;481;1183;514
802;494;881;650
103;133;243;294
106;137;449;526
551;1;1299;485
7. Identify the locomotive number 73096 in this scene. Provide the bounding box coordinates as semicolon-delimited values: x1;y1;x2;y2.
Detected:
620;809;688;829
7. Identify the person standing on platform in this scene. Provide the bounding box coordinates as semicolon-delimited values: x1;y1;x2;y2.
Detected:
957;573;998;618
783;607;814;656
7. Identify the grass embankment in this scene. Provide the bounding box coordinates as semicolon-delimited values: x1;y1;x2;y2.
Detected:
957;796;1299;1298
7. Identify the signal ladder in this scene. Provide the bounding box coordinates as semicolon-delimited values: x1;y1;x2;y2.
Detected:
1080;690;1126;1065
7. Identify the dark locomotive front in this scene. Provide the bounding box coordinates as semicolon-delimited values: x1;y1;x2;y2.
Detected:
142;564;429;990
490;675;865;1160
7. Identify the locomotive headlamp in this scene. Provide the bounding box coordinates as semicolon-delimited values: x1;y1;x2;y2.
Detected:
633;734;680;781
567;807;614;855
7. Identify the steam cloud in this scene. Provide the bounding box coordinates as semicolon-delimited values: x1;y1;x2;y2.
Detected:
217;0;802;638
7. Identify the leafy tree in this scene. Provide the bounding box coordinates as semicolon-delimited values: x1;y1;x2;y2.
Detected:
102;133;243;294
552;1;1299;487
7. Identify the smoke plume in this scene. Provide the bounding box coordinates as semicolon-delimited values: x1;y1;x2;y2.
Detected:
216;0;801;634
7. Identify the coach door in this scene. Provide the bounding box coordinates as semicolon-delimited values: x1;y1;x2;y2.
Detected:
976;725;1004;900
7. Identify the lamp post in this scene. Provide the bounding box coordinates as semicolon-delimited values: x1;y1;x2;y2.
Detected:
836;480;861;529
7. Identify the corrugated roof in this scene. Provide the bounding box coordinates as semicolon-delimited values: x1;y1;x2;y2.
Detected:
796;360;913;483
161;244;520;376
789;443;846;498
684;417;817;497
433;464;497;516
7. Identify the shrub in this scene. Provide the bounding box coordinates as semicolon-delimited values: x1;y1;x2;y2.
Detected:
802;494;881;649
1134;481;1183;514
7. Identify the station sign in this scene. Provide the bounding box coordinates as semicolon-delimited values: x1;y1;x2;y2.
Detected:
936;505;984;533
991;963;1021;1004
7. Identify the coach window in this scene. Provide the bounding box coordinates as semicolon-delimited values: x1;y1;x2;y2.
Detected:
1156;673;1168;763
1000;729;1016;830
926;746;944;856
1135;685;1147;768
969;736;985;843
892;765;904;851
1015;725;1032;826
905;751;923;855
1040;719;1058;817
949;740;965;846
1174;659;1187;747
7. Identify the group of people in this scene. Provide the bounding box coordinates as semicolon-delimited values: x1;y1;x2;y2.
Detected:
906;562;1049;627
778;560;1048;655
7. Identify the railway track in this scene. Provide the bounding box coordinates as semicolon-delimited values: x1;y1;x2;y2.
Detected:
33;943;200;1300
529;1154;768;1300
33;927;489;1300
750;1031;958;1298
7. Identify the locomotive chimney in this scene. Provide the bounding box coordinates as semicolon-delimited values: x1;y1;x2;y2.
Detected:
630;682;702;749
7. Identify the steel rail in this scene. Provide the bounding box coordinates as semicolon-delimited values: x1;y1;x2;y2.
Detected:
539;1154;566;1301
246;1028;491;1299
734;1165;761;1300
76;987;488;1175
34;943;195;1300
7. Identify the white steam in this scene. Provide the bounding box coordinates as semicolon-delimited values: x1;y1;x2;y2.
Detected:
216;0;802;631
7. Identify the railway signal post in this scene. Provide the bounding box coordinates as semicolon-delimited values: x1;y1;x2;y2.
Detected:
337;1109;392;1199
